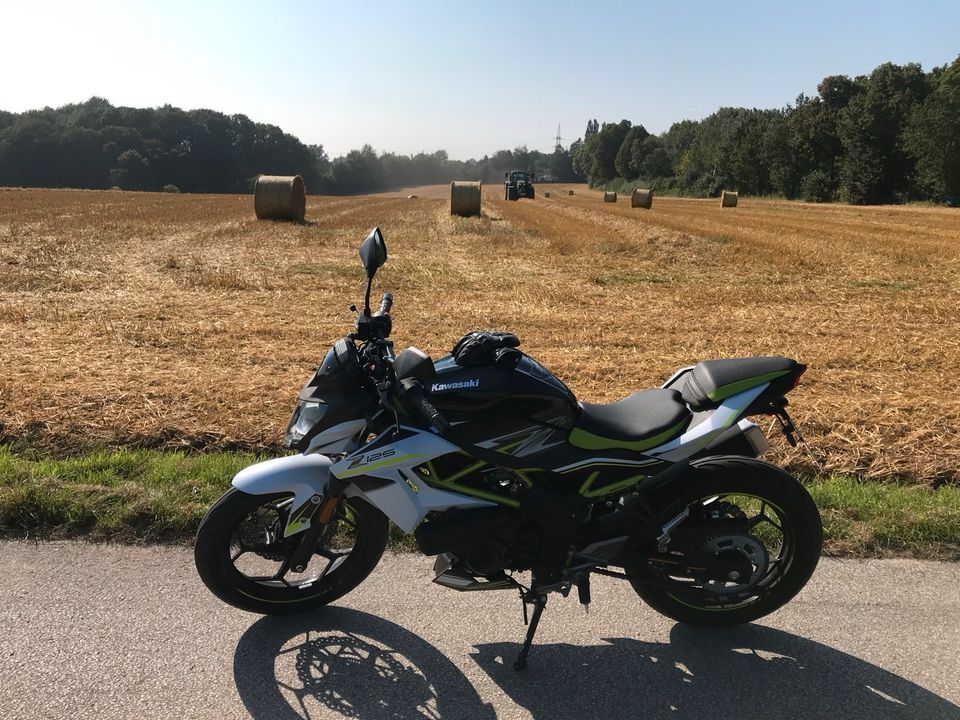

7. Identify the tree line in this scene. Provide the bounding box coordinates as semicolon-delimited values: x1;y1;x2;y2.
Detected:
322;144;577;194
573;57;960;204
0;97;577;195
0;97;316;194
1;55;956;204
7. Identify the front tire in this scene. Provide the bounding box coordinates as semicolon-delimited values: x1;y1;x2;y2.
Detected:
195;489;388;614
628;457;822;627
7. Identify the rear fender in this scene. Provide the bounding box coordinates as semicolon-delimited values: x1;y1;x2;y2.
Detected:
692;420;769;459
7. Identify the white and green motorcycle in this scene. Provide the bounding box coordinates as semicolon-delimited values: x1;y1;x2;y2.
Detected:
195;227;822;670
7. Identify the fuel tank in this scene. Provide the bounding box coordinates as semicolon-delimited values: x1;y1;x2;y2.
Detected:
426;353;578;462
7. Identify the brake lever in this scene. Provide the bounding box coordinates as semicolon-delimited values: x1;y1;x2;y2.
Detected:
376;380;400;436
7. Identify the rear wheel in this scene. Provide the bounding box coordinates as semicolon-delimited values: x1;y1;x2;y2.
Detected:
627;457;821;626
195;489;388;614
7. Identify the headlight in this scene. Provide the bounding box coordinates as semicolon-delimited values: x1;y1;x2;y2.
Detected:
284;401;328;448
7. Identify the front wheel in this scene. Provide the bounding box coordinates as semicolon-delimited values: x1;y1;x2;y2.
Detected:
627;457;822;627
194;489;388;614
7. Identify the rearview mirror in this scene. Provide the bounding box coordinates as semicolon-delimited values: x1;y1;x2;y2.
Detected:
358;227;387;278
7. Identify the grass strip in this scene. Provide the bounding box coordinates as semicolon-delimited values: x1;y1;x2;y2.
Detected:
806;474;960;560
0;446;257;542
0;447;957;559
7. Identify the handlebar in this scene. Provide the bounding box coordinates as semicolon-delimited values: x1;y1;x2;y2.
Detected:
398;378;450;435
376;292;393;316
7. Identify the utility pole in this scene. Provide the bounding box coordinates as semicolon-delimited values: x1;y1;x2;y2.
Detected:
554;124;563;152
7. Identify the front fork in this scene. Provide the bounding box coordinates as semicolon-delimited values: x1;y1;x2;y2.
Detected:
288;476;350;573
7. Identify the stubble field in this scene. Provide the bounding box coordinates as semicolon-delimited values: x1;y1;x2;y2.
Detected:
1;184;958;486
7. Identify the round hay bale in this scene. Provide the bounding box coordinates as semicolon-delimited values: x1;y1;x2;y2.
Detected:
631;188;654;209
568;190;575;195
544;191;551;198
254;175;306;221
408;194;418;199
721;190;738;208
450;181;482;217
603;191;617;203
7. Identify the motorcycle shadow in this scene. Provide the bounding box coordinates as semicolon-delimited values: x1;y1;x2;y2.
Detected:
233;607;496;720
472;623;959;720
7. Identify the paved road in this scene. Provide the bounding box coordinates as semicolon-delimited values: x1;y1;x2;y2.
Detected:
1;542;958;720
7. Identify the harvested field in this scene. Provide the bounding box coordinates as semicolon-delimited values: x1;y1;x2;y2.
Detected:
1;185;958;484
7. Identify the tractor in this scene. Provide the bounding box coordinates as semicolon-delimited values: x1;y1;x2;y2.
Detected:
504;170;535;201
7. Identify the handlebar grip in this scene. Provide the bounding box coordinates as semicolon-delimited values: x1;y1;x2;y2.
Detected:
399;379;450;435
377;292;393;316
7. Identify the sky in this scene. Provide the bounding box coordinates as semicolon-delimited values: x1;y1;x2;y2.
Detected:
1;1;958;160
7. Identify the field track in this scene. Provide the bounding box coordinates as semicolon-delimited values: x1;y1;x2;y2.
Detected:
1;185;958;483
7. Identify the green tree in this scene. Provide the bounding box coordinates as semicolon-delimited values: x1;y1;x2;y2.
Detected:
614;124;649;178
572;120;599;179
657;119;699;185
331;144;381;194
110;148;154;190
578;119;631;184
566;138;584;180
837;63;932;203
635;136;673;179
550;145;576;181
762;113;798;196
675;108;776;194
905;56;960;201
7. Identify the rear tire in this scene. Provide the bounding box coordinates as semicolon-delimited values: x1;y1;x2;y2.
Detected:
195;489;388;615
628;457;821;627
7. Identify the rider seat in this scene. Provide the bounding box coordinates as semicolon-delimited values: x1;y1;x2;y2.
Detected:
569;389;691;452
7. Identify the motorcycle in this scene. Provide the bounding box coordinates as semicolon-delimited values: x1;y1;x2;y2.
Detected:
195;226;822;670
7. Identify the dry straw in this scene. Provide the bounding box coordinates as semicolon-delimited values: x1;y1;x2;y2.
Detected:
4;187;960;484
721;190;739;208
603;191;617;203
544;191;551;198
631;188;654;209
450;181;482;217
568;190;575;195
254;175;306;221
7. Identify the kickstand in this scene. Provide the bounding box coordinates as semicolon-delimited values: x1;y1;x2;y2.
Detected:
514;592;548;671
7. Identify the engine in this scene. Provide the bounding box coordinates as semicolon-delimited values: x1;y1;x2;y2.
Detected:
414;506;539;576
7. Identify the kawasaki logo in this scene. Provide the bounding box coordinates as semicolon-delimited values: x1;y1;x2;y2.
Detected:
431;379;480;392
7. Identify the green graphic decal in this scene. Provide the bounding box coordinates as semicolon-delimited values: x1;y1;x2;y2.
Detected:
568;418;689;452
419;461;521;507
335;453;423;479
578;470;647;498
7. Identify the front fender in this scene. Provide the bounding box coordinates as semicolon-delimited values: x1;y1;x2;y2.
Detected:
232;454;333;535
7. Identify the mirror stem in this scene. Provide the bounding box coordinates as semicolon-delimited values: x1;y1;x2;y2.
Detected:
363;275;373;316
